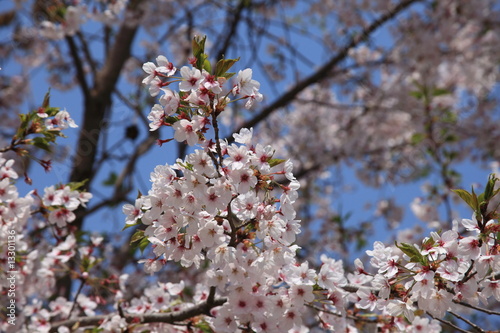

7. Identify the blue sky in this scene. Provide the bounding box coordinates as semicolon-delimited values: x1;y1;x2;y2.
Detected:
2;1;495;261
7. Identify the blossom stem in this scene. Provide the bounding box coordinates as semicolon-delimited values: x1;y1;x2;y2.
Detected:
67;277;86;320
211;112;223;169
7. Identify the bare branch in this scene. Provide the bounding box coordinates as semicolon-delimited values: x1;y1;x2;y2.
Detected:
214;0;247;61
449;311;485;333
49;297;227;332
453;300;500;316
70;4;142;187
228;0;423;142
427;312;472;333
65;36;90;99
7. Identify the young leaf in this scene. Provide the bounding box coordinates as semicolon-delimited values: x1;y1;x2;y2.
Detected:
67;179;89;191
196;53;209;72
42;89;51;109
138;237;150;254
192;35;207;58
483;174;498;202
203;58;212;73
102;172;118;186
410;90;424;100
471;186;480;215
122;221;140;231
431;87;450;97
221;72;236;79
268;158;286;168
215;57;240;77
32;137;51;152
452;189;476;211
395;242;427;265
194;320;215;333
411;132;425;145
130;229;145;244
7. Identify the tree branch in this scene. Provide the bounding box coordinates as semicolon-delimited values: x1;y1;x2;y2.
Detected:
70;1;143;188
49;297;227;332
453;300;500;316
214;0;247;61
228;0;423;142
65;36;90;100
449;311;485;333
427;312;471;333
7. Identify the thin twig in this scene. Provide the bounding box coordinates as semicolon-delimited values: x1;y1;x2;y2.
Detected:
427;312;472;333
453;300;500;316
448;311;485;333
66;278;86;319
228;0;423;142
65;36;90;99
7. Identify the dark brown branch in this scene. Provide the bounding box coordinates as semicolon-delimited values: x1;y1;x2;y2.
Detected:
76;31;98;76
69;5;141;187
49;297;227;332
214;0;247;61
228;0;423;142
65;36;90;99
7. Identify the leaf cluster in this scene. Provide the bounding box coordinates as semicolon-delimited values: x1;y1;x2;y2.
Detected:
453;174;500;229
11;90;65;154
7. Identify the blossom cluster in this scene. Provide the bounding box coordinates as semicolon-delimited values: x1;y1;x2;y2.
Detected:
0;157;90;229
0;106;92;333
38;2;130;40
353;217;500;319
0;154;33;228
142;54;262;136
119;53;500;332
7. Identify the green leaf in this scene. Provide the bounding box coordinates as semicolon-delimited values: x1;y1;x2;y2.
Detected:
471;186;480;214
15;113;30;140
196;53;209;72
410;132;425;145
410;90;424;100
483;174;498;201
42;89;51;109
44;107;60;117
192;35;207;58
422;236;435;250
67;179;89;191
32;137;51;152
452;189;476;211
356;236;367;251
221;72;236;79
122;221;140;231
443;134;458;143
214;58;240;77
395;242;427;265
194;320;215;333
432;88;450;97
102;172;118;186
192;36;209;71
130;230;145;244
138;237;150;254
478;192;485;204
268;158;286;168
177;161;194;171
203;58;212;73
